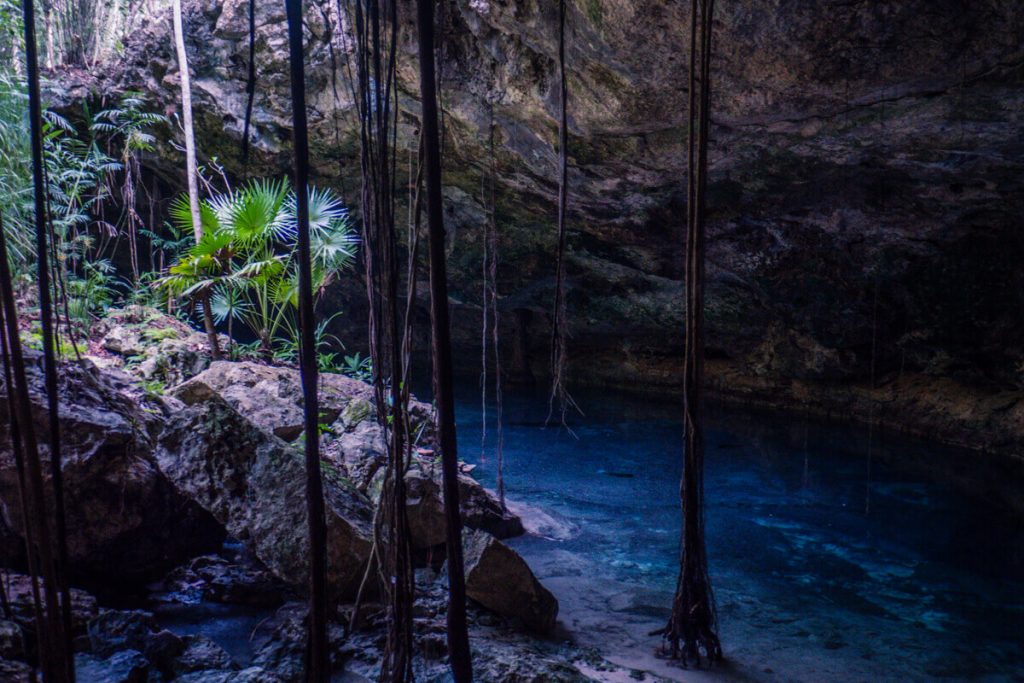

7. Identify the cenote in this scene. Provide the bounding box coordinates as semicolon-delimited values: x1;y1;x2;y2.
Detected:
3;0;1024;681
454;385;1024;681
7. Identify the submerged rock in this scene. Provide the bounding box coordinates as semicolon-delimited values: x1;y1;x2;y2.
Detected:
0;354;225;582
462;529;559;634
155;394;373;598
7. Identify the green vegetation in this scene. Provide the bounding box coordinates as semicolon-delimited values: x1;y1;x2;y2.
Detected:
157;178;358;366
0;62;366;376
0;72;167;334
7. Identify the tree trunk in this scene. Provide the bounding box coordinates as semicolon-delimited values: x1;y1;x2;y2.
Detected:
0;224;72;683
172;0;220;359
416;1;473;680
283;1;329;680
19;0;76;676
661;0;722;666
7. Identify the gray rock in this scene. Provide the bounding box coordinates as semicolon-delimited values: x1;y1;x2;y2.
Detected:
75;649;151;683
159;553;287;607
0;621;23;661
172;635;236;675
87;610;167;658
136;336;212;387
4;572;98;636
101;324;146;358
94;307;218;387
176;669;284;683
0;658;32;683
155;394;373;598
173;361;426;443
462;530;559;634
0;355;224;581
175;360;522;547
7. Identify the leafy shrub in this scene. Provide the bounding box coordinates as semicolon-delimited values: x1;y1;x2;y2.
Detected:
157;178;358;361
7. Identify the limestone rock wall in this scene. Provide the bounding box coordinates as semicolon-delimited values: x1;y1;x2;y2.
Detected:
59;1;1024;424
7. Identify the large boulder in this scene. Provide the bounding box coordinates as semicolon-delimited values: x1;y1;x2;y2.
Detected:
154;393;373;598
177;360;523;545
173;360;427;442
0;355;224;582
462;530;558;634
327;421;523;546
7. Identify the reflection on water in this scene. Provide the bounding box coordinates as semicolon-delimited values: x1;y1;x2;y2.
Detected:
457;385;1024;681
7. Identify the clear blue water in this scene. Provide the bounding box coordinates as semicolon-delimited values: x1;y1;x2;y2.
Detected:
455;385;1024;682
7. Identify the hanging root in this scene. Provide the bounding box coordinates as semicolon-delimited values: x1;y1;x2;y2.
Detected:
655;579;723;666
546;0;583;433
655;0;722;667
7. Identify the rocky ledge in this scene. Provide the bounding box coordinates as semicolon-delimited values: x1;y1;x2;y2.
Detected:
0;307;620;680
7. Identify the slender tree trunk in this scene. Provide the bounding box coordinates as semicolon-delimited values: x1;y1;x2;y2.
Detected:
20;1;75;676
0;226;72;682
172;0;220;359
0;221;55;683
283;3;330;681
416;1;473;679
660;0;721;665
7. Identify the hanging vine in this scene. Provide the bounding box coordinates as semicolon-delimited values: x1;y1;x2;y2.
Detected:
548;0;580;428
481;97;506;509
0;220;51;683
240;0;257;169
346;1;415;679
0;219;73;682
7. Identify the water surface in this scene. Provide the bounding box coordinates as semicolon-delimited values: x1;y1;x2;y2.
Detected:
456;386;1024;681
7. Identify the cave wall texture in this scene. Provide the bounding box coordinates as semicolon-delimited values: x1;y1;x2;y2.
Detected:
56;0;1024;447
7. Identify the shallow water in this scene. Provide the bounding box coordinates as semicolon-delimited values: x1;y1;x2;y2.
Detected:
153;601;273;665
456;386;1024;682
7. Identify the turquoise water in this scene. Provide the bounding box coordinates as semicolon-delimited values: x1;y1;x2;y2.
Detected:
456;386;1024;682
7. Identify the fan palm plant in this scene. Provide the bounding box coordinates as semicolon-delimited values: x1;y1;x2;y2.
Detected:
158;178;357;358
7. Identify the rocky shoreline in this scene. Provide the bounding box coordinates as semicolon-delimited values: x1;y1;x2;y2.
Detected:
0;307;642;681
